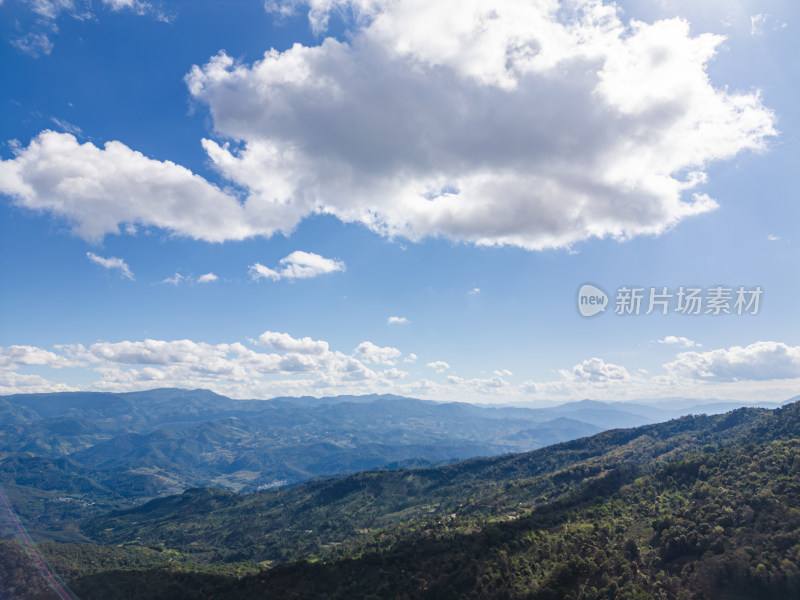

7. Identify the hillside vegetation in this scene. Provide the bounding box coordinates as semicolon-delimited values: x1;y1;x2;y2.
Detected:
2;389;618;537
2;400;798;599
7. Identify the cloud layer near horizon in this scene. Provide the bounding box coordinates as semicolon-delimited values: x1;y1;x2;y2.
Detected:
5;336;800;402
0;0;776;250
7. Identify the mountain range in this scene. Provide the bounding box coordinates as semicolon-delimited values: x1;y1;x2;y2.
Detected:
0;394;798;598
1;389;781;508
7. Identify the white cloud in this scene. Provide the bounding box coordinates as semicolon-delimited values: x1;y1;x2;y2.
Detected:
403;353;418;363
8;0;168;57
664;341;800;381
89;339;233;368
2;1;775;250
161;272;219;285
0;132;256;242
25;0;78;20
750;13;766;35
249;251;345;281
80;332;392;393
382;367;407;379
0;345;77;369
22;0;163;19
657;335;701;348
767;234;780;241
49;118;83;136
569;357;630;383
447;374;510;393
354;341;402;365
87;335;376;385
469;287;481;295
256;331;329;354
748;12;787;36
197;272;218;283
11;33;54;57
275;251;345;279
0;371;76;395
162;272;186;285
100;0;172;22
86;252;134;280
6;335;800;403
387;315;408;325
427;360;450;373
102;0;148;11
522;357;630;395
182;0;775;250
494;369;513;377
248;263;280;280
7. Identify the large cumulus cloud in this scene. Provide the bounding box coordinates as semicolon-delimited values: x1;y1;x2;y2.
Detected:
188;0;775;249
0;0;776;249
664;342;800;381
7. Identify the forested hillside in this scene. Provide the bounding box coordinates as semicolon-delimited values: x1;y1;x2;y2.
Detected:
2;401;799;599
1;389;614;538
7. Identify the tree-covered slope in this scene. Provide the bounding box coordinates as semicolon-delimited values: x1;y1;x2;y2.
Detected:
80;404;795;562
61;436;800;600
1;389;611;539
4;400;800;599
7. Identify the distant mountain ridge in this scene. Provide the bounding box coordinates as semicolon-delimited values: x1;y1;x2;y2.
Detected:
0;387;788;547
2;387;785;430
84;401;800;560
1;388;607;538
1;392;799;598
1;399;796;599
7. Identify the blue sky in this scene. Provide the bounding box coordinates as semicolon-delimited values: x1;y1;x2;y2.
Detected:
1;0;799;404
